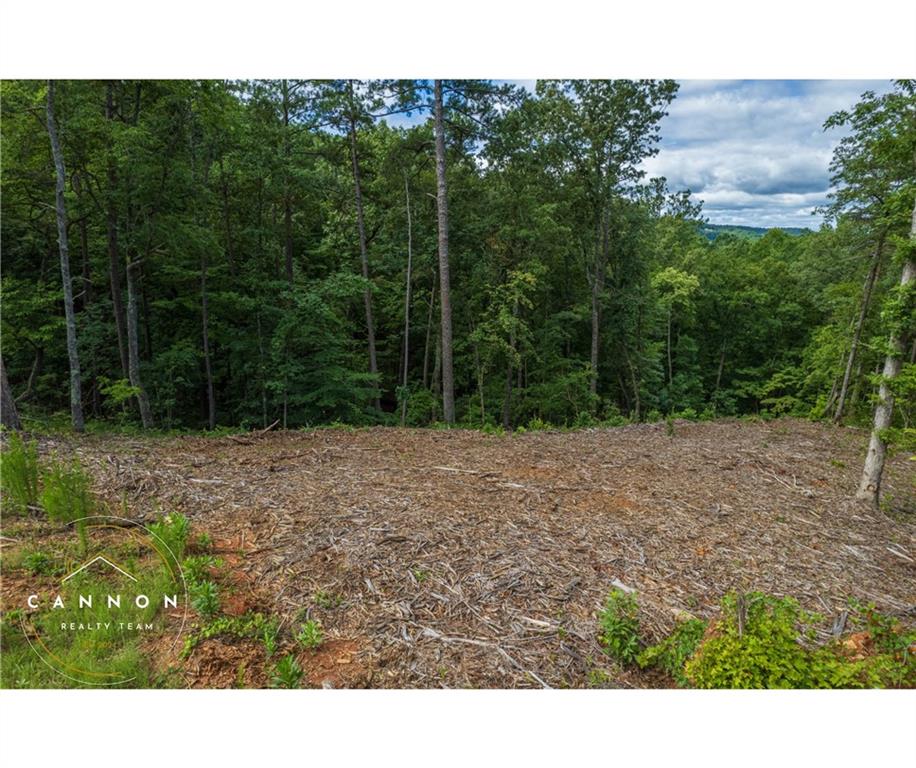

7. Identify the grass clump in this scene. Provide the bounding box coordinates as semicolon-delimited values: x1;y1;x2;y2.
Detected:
147;513;191;574
598;590;641;664
0;434;40;514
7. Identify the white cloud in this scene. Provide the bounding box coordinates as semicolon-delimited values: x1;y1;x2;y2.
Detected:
644;79;896;228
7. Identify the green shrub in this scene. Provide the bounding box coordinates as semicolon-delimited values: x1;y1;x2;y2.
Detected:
638;617;707;686
190;580;220;618
182;554;222;586
1;434;40;514
598;590;641;664
40;457;93;554
525;417;553;432
22;551;56;576
271;654;303;688
296;619;323;649
685;593;916;688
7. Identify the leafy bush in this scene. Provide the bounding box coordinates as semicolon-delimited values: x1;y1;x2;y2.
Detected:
22;551;56;576
685;593;916;688
182;555;222;585
296;619;323;649
270;654;303;688
1;434;40;514
190;580;220;618
40;457;93;554
638;617;707;686
598;590;641;664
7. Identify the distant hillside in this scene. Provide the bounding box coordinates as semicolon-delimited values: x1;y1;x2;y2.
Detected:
700;223;812;241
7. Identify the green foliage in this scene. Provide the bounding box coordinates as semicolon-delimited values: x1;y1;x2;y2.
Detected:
270;654;303;689
598;590;641;664
147;513;191;572
39;457;93;554
181;612;276;658
182;554;222;585
295;619;323;650
685;593;916;689
637;618;707;686
0;434;40;514
21;551;56;576
190;580;220;618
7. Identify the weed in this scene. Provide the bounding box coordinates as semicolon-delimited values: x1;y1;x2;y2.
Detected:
296;619;323;649
270;654;303;688
39;457;93;554
0;434;40;514
190;580;220;618
21;551;56;576
598;590;641;664
637;618;707;686
147;513;191;572
412;568;429;584
314;589;341;609
182;554;222;585
181;612;275;658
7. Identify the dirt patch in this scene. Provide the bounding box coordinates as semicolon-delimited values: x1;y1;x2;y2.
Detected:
13;419;916;688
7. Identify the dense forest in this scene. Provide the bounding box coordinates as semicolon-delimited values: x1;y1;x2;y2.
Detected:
1;81;913;465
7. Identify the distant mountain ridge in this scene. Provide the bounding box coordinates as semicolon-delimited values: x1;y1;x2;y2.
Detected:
700;223;812;240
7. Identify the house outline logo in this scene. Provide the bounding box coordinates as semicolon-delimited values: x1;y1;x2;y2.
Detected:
19;514;189;686
61;554;138;584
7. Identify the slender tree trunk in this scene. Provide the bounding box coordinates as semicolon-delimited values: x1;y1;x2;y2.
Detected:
589;209;608;404
220;157;237;279
125;259;154;427
422;272;436;389
201;249;215;430
46;80;84;433
856;202;916;506
0;355;21;430
105;82;130;379
666;308;674;386
835;234;885;422
433;80;455;424
282;80;294;285
348;111;380;409
400;174;414;426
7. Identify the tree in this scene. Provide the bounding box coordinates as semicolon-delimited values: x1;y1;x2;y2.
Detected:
0;355;21;430
857;197;916;506
823;82;916;423
535;80;678;403
46;80;85;432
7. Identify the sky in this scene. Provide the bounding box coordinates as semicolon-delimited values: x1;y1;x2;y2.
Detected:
386;79;895;230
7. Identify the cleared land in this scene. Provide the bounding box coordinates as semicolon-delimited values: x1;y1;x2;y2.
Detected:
3;418;915;687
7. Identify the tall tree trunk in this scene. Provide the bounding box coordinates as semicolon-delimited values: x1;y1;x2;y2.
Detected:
400;174;414;427
0;355;21;431
282;80;294;285
835;234;885;422
433;80;455;424
589;208;609;404
125;259;154;427
856;202;916;507
666;307;674;386
46;80;84;433
220;157;237;279
422;272;437;390
105;82;130;379
348;110;380;410
201;249;215;430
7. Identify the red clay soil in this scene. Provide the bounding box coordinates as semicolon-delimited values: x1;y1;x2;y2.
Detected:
28;419;916;687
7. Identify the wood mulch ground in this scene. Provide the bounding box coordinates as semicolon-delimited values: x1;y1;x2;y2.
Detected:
17;418;916;687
